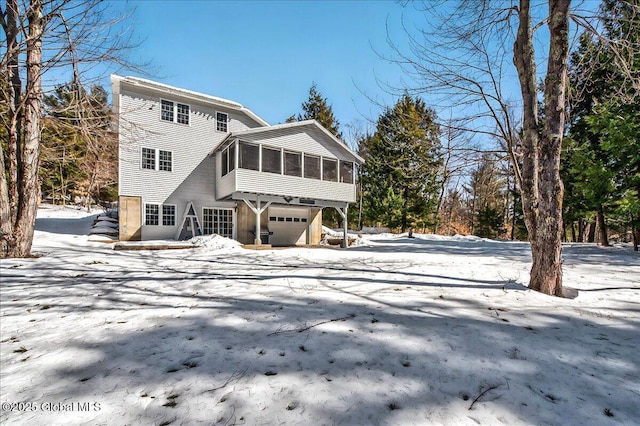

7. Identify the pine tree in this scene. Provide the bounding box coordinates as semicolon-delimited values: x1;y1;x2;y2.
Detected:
295;83;342;139
41;83;118;207
291;83;344;227
465;153;508;239
360;94;442;232
565;0;640;248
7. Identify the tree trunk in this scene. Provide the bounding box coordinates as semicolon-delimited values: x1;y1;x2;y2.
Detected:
596;204;609;246
1;0;21;257
401;186;408;232
514;0;568;297
570;222;576;243
4;0;43;258
577;218;584;242
586;220;596;243
631;213;639;252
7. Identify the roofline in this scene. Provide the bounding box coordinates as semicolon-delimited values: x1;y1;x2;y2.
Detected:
213;120;364;163
110;74;269;127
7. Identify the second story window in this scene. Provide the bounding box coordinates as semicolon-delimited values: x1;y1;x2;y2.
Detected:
161;100;174;122
177;103;189;124
158;150;172;172
142;147;156;170
239;142;259;171
161;99;189;125
142;148;173;172
304;154;320;180
262;146;281;174
216;112;228;132
340;161;354;184
284;151;302;177
323;158;338;182
221;144;236;177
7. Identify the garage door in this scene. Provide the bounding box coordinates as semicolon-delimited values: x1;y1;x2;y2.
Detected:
268;206;309;246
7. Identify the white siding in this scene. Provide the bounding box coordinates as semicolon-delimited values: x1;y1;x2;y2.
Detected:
214;127;358;202
117;83;263;240
234;169;355;202
216;167;237;200
239;127;347;159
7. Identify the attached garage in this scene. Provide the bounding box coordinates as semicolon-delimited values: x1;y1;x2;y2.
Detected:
268;206;309;246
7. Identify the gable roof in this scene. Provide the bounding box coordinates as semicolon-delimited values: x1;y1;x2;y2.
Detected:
212;120;364;164
111;75;269;127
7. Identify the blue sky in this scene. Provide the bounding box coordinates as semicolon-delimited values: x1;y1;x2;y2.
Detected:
114;0;419;141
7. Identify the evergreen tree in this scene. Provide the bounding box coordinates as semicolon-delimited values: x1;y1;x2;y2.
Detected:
294;83;342;139
565;0;640;248
41;83;118;207
465;153;508;239
291;83;344;227
360;94;442;231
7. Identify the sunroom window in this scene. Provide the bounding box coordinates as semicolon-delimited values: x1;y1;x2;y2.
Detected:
284;151;302;177
304;154;320;180
238;142;259;171
262;146;281;174
322;158;338;182
340;160;354;184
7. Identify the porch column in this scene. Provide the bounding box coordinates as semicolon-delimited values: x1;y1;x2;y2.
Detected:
241;195;272;245
255;196;261;245
334;203;349;248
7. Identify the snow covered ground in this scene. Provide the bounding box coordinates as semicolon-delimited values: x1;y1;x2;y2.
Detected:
1;205;638;425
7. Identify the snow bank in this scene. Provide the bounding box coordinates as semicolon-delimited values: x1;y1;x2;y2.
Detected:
1;207;638;425
189;234;242;251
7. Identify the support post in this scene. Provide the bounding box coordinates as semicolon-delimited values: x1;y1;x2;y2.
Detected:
254;196;261;244
241;195;272;245
334;204;349;248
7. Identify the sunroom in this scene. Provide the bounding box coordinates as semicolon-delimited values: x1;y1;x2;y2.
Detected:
211;120;363;246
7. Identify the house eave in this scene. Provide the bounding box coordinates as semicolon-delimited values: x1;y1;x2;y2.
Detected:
208;119;364;164
111;74;270;127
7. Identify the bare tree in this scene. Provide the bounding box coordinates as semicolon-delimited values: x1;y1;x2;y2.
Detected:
1;0;140;257
385;0;640;296
435;120;483;234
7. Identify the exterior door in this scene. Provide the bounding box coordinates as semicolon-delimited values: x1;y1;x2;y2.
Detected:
119;195;142;241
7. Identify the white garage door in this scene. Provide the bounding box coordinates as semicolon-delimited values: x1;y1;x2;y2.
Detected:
268;206;309;246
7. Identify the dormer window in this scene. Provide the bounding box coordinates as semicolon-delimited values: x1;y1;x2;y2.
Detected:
161;99;189;125
216;112;228;132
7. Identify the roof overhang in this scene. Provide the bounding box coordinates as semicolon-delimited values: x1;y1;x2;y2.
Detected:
209;120;364;164
111;74;269;127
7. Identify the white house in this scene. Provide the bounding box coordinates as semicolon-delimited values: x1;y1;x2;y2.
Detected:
111;75;363;247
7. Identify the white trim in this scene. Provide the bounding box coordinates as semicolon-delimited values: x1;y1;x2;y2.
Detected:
322;157;338;182
202;206;235;239
112;75;269;126
158;149;173;172
160;97;190;126
162;204;177;227
140;147;173;172
215;110;229;132
144;202;160;226
208;120;363;163
283;150;302;177
140;147;156;171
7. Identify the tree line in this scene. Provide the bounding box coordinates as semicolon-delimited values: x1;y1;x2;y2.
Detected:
3;0;638;297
